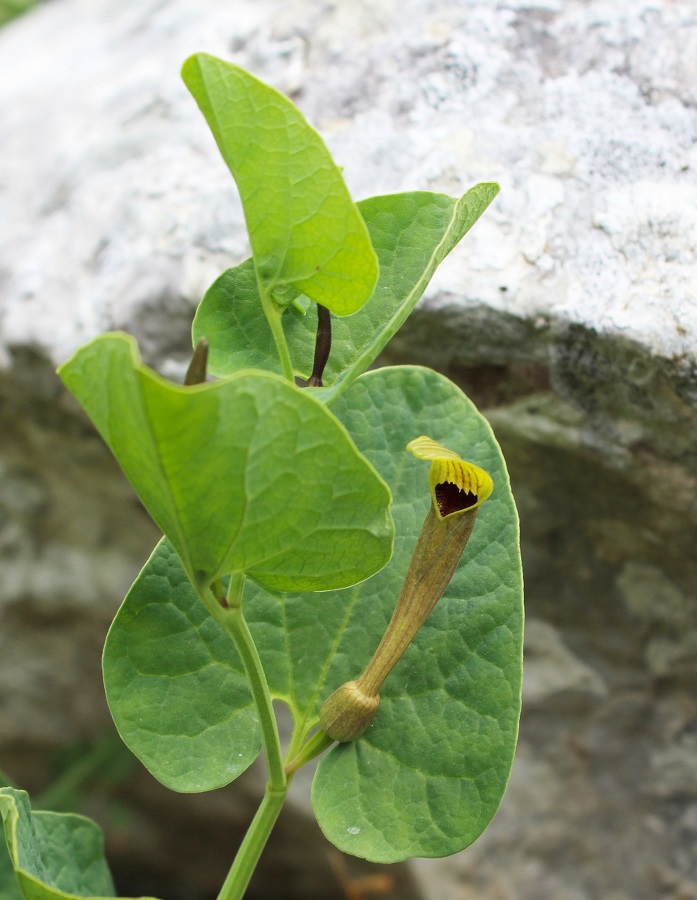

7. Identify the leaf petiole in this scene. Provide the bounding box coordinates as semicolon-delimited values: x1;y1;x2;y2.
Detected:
213;583;286;792
284;728;334;778
200;576;289;900
216;785;288;900
258;287;294;382
224;571;246;609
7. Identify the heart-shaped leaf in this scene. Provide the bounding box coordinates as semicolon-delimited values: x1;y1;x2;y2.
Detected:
306;368;521;861
252;366;522;860
58;332;393;593
182;53;378;316
0;787;157;900
194;186;498;395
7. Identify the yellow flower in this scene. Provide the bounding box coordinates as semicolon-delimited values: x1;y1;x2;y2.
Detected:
407;435;493;517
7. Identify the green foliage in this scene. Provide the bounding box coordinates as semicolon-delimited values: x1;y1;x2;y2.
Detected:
0;788;156;900
0;0;38;27
0;836;22;900
182;53;378;317
103;366;521;859
102;538;261;793
312;374;521;860
194;186;499;394
3;50;523;900
58;335;393;593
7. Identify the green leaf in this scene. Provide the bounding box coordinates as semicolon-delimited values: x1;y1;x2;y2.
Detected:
0;774;19;900
181;53;378;316
102;539;261;793
0;787;157;900
193;186;499;393
255;366;522;860
0;835;22;900
58;332;393;593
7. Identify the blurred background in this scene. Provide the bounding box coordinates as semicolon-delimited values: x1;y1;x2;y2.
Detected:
1;1;696;898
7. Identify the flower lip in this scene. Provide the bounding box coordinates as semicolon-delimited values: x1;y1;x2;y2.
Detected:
407;435;494;518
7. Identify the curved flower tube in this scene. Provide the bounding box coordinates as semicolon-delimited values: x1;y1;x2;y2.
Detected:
319;436;494;742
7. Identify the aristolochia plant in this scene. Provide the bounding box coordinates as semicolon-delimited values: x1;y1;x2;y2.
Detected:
0;53;523;900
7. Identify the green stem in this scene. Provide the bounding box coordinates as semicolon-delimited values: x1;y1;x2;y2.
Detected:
284;728;334;777
216;785;288;900
226;571;246;608
259;290;294;382
201;577;288;898
220;577;286;792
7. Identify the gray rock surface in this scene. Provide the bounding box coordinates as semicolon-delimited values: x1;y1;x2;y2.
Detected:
1;1;696;898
